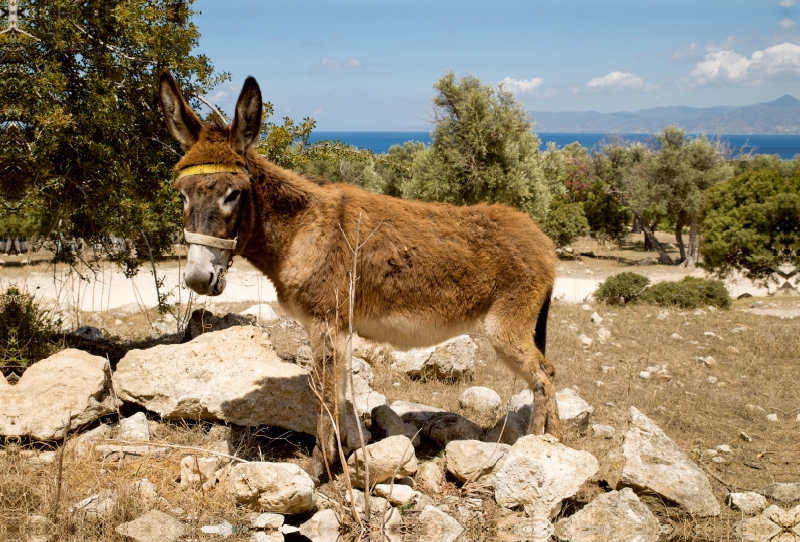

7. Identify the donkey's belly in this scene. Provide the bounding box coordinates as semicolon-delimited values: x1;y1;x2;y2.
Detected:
355;314;479;351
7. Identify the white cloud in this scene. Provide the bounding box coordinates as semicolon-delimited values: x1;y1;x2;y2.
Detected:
206;88;231;102
500;76;543;94
319;57;362;69
313;108;324;115
672;42;698;62
779;17;796;30
688;42;800;85
705;35;737;53
778;0;796;7
586;71;657;91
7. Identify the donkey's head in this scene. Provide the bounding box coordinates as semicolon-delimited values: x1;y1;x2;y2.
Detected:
158;71;262;296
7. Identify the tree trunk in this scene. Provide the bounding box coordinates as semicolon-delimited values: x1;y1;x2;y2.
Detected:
633;210;673;264
685;213;699;269
675;217;686;263
631;215;642;234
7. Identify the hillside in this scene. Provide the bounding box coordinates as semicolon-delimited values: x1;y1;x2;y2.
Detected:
529;95;800;134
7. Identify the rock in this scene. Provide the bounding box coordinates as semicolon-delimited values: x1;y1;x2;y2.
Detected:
599;407;720;517
294;344;314;371
494;434;598;517
345;488;390;516
581;304;592;311
767;413;779;423
94;445;168;462
73;325;104;341
115;510;186;542
390;347;435;377
371;405;420;446
579;334;594;349
133;479;161;510
249;512;284;529
716;444;732;454
114;326;321;435
458;386;502;422
352;367;387;416
423;413;484;448
554;488;660;542
556;389;594;434
671;333;682;339
592;424;615;439
118;412;151;441
70;491;115;521
0;349;118;440
182;309;257;341
299;509;340;542
728;492;768;515
250;531;284;542
706;376;718;384
240;303;281;325
590;312;603;324
374;483;421;506
389;401;446;427
418;505;464;542
67;424;111;458
425;335;477;381
597;327;611;343
734;514;782;541
763;504;800;528
347;435;418;488
416;461;445;493
760;482;800;504
181;455;221;488
639;371;651;380
207;425;236;465
483;411;527;445
229;462;316;514
445;440;511;484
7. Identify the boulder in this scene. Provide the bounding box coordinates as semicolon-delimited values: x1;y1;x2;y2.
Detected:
415;461;445;493
69;491;115;522
371;405;420;445
118;412;150;441
458;386;502;423
554;488;660;542
760;482;800;504
418;505;464;542
180;455;221;488
445;440;511;483
95;444;168;462
0;349;118;440
182;309;257;342
240;303;281;325
591;424;615;439
483;411;527;445
494;434;599;518
114;326;318;435
66;424;111;459
599;407;720;517
300;509;340;542
389;401;446;427
374;483;421;506
390;335;476;381
228;462;316;514
351;362;387;416
423;413;484;448
507;388;594;434
728;492;768;515
73;326;104;341
115;510;185;542
347;435;418;488
249;512;284;529
390;347;435;378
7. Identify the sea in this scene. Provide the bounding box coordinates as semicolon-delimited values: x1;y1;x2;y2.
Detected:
308;131;800;159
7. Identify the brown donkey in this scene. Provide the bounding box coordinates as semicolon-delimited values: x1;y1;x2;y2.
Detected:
158;72;560;481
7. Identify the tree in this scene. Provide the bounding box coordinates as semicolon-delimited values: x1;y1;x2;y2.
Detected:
401;72;563;220
540;200;589;248
701;165;800;288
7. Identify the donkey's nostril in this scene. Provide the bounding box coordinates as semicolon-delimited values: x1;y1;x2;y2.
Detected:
207;273;214;286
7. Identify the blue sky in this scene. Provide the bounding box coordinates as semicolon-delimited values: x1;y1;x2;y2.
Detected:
193;0;800;130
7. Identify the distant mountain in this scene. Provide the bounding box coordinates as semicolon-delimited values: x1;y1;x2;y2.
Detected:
529;95;800;134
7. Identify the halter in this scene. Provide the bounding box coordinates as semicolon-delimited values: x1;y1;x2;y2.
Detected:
178;163;250;268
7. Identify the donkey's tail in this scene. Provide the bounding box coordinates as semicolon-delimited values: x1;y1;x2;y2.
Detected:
534;287;553;357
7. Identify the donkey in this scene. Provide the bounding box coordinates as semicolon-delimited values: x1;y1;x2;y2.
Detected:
158;72;560;482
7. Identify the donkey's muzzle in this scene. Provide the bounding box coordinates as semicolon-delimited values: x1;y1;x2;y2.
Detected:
184;243;230;296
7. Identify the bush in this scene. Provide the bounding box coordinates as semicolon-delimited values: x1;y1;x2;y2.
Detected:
594;272;651;305
0;286;59;370
541;201;590;248
640;277;731;309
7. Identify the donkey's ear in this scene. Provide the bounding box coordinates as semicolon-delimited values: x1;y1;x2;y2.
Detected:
230;76;263;155
158;70;203;152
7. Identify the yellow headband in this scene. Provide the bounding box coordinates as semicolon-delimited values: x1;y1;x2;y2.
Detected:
177;163;249;179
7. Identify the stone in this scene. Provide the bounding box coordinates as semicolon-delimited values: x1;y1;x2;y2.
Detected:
767;413;779;422
347;435;418;488
483;411;527;445
639;371;651;380
352;369;387;416
760;483;800;504
716;444;732;454
418;505;464;542
250;532;285;542
581;304;592;311
599;407;720;517
345;488;390;516
299;509;340;542
374;483;421;506
390;347;435;378
182;309;257;341
229;462;316;514
423;413;484;448
114;326;320;436
597;327;611;343
371;405;420;446
73;325;104;341
118;412;151;441
424;335;477;380
728;492;768;515
592;424;615;439
445;440;511;484
240;303;281;325
590;312;603;324
579;334;594;348
249;512;284;529
508;388;594;435
181;455;221;488
458;386;502;421
94;444;168;462
70;491;115;521
671;333;682;339
133;479;161;510
734;515;782;542
294;345;314;371
554;488;660;542
66;424;111;458
763;504;800;528
207;425;236;465
416;461;445;493
0;349;118;440
389;401;446;427
115;510;186;542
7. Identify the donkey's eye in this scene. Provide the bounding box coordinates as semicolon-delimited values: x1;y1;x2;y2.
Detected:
224;190;240;205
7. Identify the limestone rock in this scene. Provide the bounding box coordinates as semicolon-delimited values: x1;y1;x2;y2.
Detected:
118;412;150;441
0;349;118;440
591;424;615;439
494;434;599;518
345;488;390;516
249;512;284;529
300;509;340;542
507;388;594;435
347;435;418;488
94;444;168;462
760;482;800;504
70;491;115;522
554;488;660;542
181;455;221;488
371;405;420;446
389;401;446;427
114;326;318;435
66;424;111;459
445;440;511;483
483;411;527;445
423;413;484;448
352;369;387;416
229;462;316;514
424;335;476;380
458;386;502;422
182;309;257;341
728;492;768;515
115;510;185;542
390;347;435;377
240;303;281;325
133;479;162;510
600;407;720;517
734;515;782;542
415;461;445;493
495;514;555;542
418;505;464;542
374;483;421;506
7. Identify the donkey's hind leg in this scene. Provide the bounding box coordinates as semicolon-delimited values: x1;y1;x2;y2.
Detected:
485;300;562;438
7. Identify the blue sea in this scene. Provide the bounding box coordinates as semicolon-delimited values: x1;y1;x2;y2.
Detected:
309;131;800;159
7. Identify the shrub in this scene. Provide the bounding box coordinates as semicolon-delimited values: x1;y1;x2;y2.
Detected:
640;276;731;309
594;272;651;305
0;286;59;370
541;201;590;248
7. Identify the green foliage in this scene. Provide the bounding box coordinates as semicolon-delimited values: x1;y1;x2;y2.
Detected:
640;276;731;309
541;201;589;248
582;182;632;245
401;72;563;220
700;166;800;281
0;286;59;369
594;272;651;305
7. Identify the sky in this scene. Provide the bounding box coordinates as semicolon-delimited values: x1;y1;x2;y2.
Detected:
192;0;800;131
